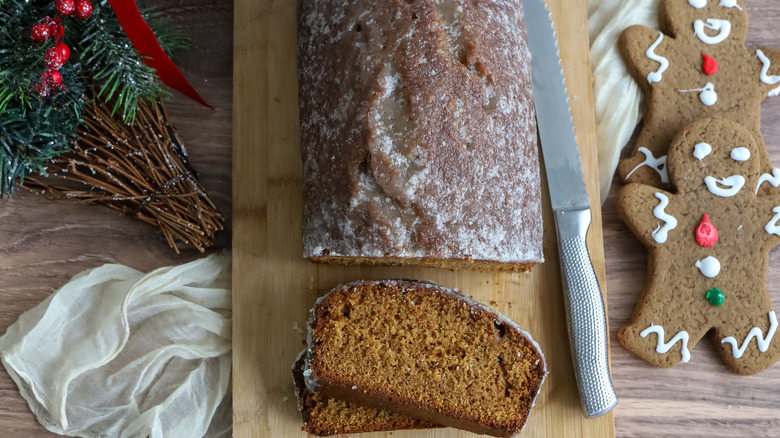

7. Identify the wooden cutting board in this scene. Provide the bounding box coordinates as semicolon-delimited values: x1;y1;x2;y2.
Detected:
232;0;615;436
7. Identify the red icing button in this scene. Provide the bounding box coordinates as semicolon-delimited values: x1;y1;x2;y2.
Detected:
696;214;718;247
703;54;718;76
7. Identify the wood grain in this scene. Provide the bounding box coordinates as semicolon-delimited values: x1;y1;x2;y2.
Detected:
232;0;614;437
0;0;233;436
604;1;780;437
7;0;780;437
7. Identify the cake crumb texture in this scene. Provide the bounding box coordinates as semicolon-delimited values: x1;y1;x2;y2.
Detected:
307;280;546;437
293;352;439;436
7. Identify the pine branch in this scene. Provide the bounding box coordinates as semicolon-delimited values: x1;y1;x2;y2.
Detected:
0;0;85;196
0;0;56;113
0;73;85;195
143;7;189;57
0;0;190;196
67;1;162;124
66;1;189;124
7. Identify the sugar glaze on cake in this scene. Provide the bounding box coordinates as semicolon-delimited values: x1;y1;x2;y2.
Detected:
298;0;543;271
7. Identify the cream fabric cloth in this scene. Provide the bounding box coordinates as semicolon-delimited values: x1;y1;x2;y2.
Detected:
0;253;232;438
588;0;661;203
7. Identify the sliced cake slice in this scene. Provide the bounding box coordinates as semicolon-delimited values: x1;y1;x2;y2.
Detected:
303;280;546;437
293;351;440;436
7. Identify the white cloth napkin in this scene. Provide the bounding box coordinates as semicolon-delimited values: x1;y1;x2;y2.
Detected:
588;0;661;203
0;253;232;438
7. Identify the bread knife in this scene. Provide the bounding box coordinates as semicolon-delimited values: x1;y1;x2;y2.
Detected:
521;0;618;418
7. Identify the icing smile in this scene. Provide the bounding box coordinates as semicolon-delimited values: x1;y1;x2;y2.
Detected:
694;19;732;45
704;175;746;197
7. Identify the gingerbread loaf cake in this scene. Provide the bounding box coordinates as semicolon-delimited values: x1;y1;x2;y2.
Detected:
302;280;546;437
298;0;543;272
293;351;439;436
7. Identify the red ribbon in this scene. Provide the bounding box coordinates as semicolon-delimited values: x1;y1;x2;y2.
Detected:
106;0;213;109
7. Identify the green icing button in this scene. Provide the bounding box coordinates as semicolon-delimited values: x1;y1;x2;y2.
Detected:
705;288;725;306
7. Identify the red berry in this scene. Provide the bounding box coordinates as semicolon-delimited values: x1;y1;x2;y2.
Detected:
30;23;51;44
49;22;65;40
34;73;53;98
33;70;66;98
702;54;718;76
42;17;64;39
47;70;63;86
55;0;76;16
75;0;93;19
44;48;65;69
32;83;50;98
55;43;71;63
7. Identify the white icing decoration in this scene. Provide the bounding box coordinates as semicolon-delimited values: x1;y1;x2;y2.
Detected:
704;175;745;197
625;147;669;184
756;49;780;97
695;256;721;278
689;0;707;7
721;311;777;359
730;147;750;161
651;192;677;244
641;324;691;363
765;206;780;236
719;0;742;10
756;168;780;194
699;84;718;105
679;82;717;106
693;142;712;160
646;33;669;83
693;19;732;45
699;86;717;106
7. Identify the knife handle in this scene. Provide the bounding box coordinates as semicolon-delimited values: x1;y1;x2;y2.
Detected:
554;208;618;418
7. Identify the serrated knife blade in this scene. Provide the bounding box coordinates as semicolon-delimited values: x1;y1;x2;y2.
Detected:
522;0;618;418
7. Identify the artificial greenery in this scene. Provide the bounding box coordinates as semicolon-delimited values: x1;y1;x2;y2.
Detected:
67;3;188;122
0;0;185;196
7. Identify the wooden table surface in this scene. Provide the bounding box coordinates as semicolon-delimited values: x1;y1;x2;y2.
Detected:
0;0;234;436
603;2;780;437
2;0;780;437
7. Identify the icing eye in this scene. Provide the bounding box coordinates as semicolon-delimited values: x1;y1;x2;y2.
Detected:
693;142;712;160
719;0;742;10
689;0;706;8
731;147;750;161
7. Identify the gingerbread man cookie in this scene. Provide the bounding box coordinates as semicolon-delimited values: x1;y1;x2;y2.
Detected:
617;117;780;375
618;0;780;190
